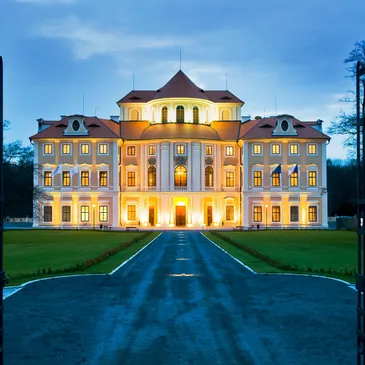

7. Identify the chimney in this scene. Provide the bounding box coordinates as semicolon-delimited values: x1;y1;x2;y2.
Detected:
254;116;262;120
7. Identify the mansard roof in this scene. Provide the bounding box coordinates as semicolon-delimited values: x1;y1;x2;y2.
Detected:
117;70;244;104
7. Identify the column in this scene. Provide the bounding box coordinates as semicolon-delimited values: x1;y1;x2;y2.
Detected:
192;142;201;191
156;142;161;191
243;195;249;227
140;144;144;191
112;194;118;227
169;142;174;192
161;142;169;191
188;142;192;191
200;145;205;191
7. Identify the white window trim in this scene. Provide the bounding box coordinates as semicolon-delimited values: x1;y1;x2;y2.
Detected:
61;167;72;189
287;164;301;188
270;165;281;188
79;204;91;223
42;169;53;188
80;143;91;156
61;143;72;156
126;166;138;188
271;204;282;223
252;166;263;188
252;205;263;223
42;203;54;224
307;143;318;156
98;143;109;156
126;203;138;221
252;143;263;156
225;204;235;221
288;203;300;223
79;167;91;187
224;170;235;188
307;166;319;188
225;145;235;157
126;145;137;157
288;143;300;156
205;144;213;156
176;143;187;156
308;204;319;224
61;204;72;223
43;143;54;156
98;169;109;188
148;144;156;156
270;143;281;156
98;204;110;223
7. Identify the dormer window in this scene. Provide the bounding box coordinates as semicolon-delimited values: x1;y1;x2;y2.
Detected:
281;120;288;131
72;120;80;131
272;115;298;136
176;106;184;123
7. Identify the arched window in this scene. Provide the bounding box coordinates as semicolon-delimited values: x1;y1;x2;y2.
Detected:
221;109;231;120
148;166;156;187
161;106;168;123
205;166;213;187
193;106;199;123
130;109;140;120
176;105;185;123
174;165;187;186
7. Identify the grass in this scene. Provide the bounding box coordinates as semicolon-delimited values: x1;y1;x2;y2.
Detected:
4;230;159;286
204;230;357;283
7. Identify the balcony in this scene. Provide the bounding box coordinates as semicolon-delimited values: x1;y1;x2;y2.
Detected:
174;186;188;191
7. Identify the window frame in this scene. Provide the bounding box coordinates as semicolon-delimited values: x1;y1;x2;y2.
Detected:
80;205;90;222
61;143;71;155
253;206;263;222
225;171;234;187
225;205;234;221
98;143;108;155
62;205;71;223
307;143;318;156
43;205;53;223
161;106;168;123
148;166;156;187
271;206;281;223
99;205;108;222
290;205;299;223
174;165;187;187
270;143;281;156
193;106;199;124
99;171;108;187
253;170;262;187
80;170;90;187
225;145;234;157
252;143;263;156
205;145;213;156
62;171;71;187
127;145;136;156
148;144;156;156
308;170;317;187
308;205;318;223
80;143;90;155
271;172;281;187
290;171;299;187
289;143;299;156
205;166;214;187
127;204;137;221
176;105;185;123
43;171;53;187
176;144;186;155
127;171;136;187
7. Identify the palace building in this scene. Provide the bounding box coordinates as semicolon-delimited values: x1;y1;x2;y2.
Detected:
30;70;329;229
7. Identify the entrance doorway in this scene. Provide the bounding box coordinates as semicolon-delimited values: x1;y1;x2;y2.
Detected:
207;206;212;226
149;207;155;226
175;206;186;226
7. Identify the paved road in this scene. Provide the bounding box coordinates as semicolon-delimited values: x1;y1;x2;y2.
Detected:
4;232;356;364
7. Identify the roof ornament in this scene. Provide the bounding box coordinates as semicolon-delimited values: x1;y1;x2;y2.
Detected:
179;50;182;71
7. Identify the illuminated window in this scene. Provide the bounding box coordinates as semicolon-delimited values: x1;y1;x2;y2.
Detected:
161;106;168;123
290;172;298;186
99;171;107;186
272;206;281;222
148;145;156;155
176;105;184;123
127;205;136;220
308;144;317;155
99;206;108;222
308;206;317;222
226;146;234;156
44;171;52;186
253;206;262;222
272;173;280;186
127;171;136;187
290;144;299;154
99;144;108;155
193;106;199;123
127;146;136;156
81;171;89;186
176;144;185;155
130;109;139;120
271;144;280;155
226;172;234;187
174;165;187;186
253;171;262;186
226;205;234;221
43;144;53;155
205;145;213;155
253;144;262;155
205;166;213;187
43;206;52;222
62;144;71;155
80;206;89;222
80;144;89;155
62;171;70;186
148;166;156;187
308;171;317;186
290;206;299;222
62;206;71;222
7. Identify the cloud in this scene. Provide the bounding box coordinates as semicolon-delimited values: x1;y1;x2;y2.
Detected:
16;0;78;3
39;17;192;59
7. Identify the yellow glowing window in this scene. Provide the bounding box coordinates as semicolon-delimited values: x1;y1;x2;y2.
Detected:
205;166;213;187
226;172;234;187
253;206;262;222
44;171;52;186
43;144;53;155
272;206;280;222
290;144;298;154
205;145;213;155
148;166;156;187
148;145;156;155
43;206;52;222
62;171;70;186
127;171;136;186
99;171;107;186
272;173;280;186
99;144;108;155
80;144;89;155
226;146;234;156
308;171;317;186
62;206;71;222
226;205;234;221
253;144;262;155
127;146;136;156
99;206;108;222
174;165;187;186
253;171;262;186
308;144;317;154
81;171;89;186
177;145;185;155
290;206;299;222
271;144;280;154
308;206;317;222
80;206;89;222
290;172;298;186
62;144;71;155
127;205;136;220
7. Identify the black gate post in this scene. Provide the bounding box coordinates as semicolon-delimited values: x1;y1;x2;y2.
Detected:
356;60;365;364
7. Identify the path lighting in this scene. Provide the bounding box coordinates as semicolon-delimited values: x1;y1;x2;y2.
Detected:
265;204;268;230
92;204;96;230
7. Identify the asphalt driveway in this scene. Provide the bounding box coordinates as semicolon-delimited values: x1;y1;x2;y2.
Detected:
4;231;356;364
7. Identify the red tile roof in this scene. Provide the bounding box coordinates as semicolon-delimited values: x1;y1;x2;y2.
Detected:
239;117;330;140
117;70;244;104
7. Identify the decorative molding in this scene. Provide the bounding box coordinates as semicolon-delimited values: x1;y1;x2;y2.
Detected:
148;157;156;165
63;117;89;136
161;142;169;151
272;115;298;136
174;156;187;165
205;157;213;166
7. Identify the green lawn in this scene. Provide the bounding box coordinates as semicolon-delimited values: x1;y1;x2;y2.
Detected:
204;230;356;283
5;230;159;285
